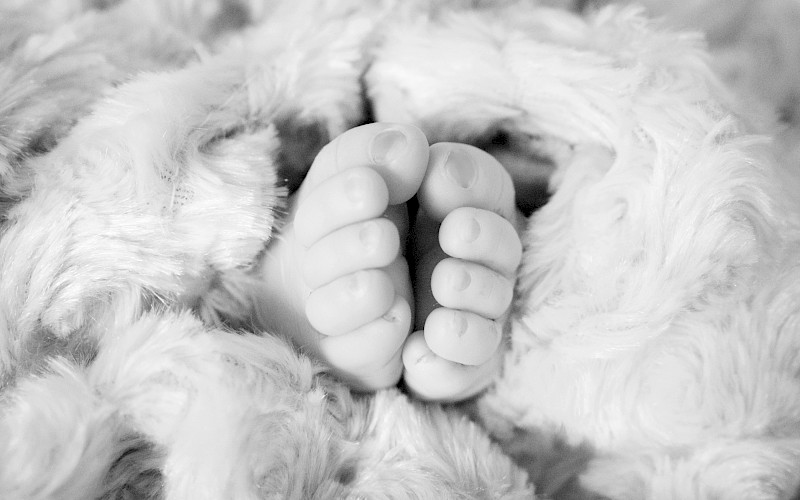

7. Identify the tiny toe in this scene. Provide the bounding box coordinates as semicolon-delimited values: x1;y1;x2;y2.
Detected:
320;296;411;391
302;219;400;289
402;331;500;402
305;269;395;336
439;207;522;277
418;143;517;224
295;166;389;247
431;258;514;319
303;123;430;205
423;308;502;366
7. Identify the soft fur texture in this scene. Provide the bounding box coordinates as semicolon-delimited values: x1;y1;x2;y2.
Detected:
1;1;799;499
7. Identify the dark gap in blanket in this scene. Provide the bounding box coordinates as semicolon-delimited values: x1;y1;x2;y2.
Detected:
360;79;377;126
336;462;357;486
101;437;165;500
28;130;60;156
5;326;98;390
206;0;251;36
275;118;330;194
452;400;602;499
779;92;799;124
89;0;124;11
477;128;556;217
576;0;603;13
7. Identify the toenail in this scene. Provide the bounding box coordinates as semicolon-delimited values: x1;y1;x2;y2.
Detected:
451;267;471;291
415;352;434;365
382;308;398;322
451;311;468;337
443;148;476;189
369;129;407;165
347;271;367;297
461;217;480;243
359;221;381;253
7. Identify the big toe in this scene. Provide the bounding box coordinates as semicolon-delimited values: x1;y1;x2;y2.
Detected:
417;143;520;226
299;122;430;206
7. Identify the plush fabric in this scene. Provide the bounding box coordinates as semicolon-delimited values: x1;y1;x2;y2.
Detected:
1;1;799;499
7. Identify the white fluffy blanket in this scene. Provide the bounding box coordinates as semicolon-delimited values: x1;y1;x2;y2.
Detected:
2;1;799;499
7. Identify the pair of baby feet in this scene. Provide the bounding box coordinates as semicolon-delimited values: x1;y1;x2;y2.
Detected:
259;123;523;401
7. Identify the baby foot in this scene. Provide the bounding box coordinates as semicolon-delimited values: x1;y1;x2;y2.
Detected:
403;143;524;402
258;123;429;391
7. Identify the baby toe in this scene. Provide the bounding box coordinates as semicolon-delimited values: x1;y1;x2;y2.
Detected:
431;258;514;319
302;218;400;289
305;269;395;336
418;143;517;224
402;331;500;402
423;308;502;366
295;166;389;247
303;123;430;206
320;295;410;391
439;207;522;278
